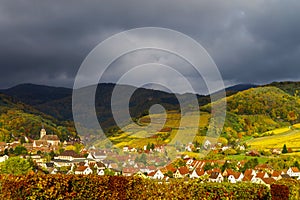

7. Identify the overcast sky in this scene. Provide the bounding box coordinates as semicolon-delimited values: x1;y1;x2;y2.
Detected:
0;0;300;94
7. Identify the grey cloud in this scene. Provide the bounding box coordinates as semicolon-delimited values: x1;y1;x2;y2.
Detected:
0;0;299;93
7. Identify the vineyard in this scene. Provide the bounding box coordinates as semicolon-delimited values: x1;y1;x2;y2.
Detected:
1;174;299;199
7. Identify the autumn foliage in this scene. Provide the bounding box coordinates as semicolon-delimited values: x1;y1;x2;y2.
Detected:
0;174;272;199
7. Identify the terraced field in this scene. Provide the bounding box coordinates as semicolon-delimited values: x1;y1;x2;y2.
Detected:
247;124;300;152
94;111;211;149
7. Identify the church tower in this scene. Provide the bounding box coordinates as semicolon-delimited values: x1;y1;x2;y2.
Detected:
40;126;47;139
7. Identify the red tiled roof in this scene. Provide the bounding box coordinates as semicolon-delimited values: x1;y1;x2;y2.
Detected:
242;175;254;181
148;171;156;177
272;171;281;177
178;166;189;175
75;166;88;172
194;168;205;176
244;169;255;176
256;172;267;179
262;177;276;185
223;169;235;176
206;168;221;175
291;167;300;172
190;160;205;169
165;164;176;173
231;172;242;179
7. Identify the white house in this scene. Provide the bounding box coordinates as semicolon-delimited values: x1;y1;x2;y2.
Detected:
190;168;205;179
87;151;107;161
228;172;244;183
287;167;300;178
74;166;93;175
244;169;256;177
0;155;9;162
208;172;223;183
153;170;164;179
148;170;164;180
98;169;105;176
173;166;189;179
271;171;283;181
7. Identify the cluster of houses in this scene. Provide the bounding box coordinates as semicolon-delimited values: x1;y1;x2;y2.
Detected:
2;146;299;188
144;158;300;187
47;148;168;176
0;127;74;153
1;128;300;188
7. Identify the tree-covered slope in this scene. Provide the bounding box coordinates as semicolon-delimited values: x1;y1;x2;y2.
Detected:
267;81;300;96
200;86;300;145
226;86;300;122
0;94;78;142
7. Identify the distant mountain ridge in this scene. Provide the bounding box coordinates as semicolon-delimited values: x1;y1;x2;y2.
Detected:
0;83;209;132
0;82;253;122
0;83;72;105
225;83;257;92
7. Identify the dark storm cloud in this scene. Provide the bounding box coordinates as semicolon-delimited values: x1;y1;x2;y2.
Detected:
0;0;299;93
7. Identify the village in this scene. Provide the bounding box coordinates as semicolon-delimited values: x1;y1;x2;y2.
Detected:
1;127;300;188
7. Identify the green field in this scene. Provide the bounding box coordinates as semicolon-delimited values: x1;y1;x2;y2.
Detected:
226;154;270;164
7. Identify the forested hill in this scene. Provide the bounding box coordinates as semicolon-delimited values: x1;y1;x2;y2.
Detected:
0;83;72;105
0;83;209;132
0;82;258;131
266;81;300;96
201;85;300;144
1;81;300;144
0;93;78;143
226;86;300;121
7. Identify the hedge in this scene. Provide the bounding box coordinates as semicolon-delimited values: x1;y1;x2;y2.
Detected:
272;179;300;200
0;174;271;199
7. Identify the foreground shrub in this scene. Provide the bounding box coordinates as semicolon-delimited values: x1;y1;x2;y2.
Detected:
0;174;271;199
273;179;300;200
270;184;289;200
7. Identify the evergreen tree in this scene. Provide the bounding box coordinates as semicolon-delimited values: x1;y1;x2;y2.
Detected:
146;143;151;151
4;148;8;155
282;144;288;154
150;143;155;150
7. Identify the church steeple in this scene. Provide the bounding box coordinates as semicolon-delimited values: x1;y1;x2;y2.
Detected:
40;125;46;139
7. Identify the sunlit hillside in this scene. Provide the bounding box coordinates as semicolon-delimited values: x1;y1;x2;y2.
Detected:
0;94;77;142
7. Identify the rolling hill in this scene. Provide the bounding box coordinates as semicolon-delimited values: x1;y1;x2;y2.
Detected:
1;83;210;133
0;93;78;142
0;83;258;133
95;83;300;149
1;81;300;148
